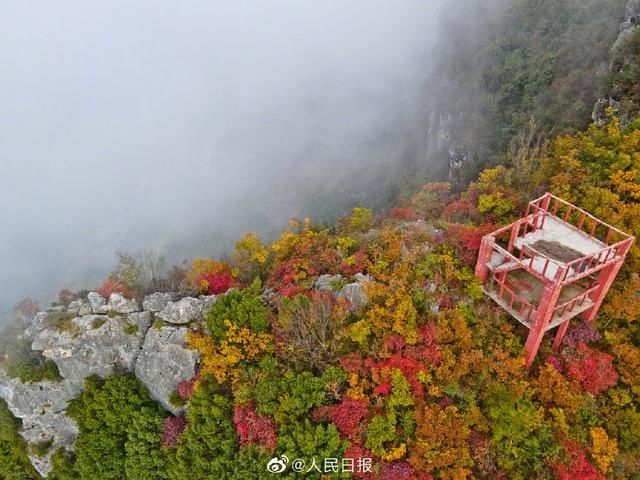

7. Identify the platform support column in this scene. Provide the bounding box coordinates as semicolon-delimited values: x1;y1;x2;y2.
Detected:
552;319;570;350
475;237;493;282
582;259;624;322
524;277;563;368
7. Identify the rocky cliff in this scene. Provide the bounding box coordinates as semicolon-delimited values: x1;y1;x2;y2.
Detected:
0;292;213;477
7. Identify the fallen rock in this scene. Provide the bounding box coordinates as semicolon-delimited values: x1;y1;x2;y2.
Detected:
134;325;199;414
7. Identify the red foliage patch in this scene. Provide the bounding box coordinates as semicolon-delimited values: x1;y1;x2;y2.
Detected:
97;278;137;299
384;334;406;353
313;397;368;439
196;272;238;295
442;199;476;222
233;403;277;452
369;354;428;398
545;355;564;372
176;372;199;401
373;382;392;396
390;207;420;221
161;416;187;447
444;223;496;266
339;250;367;277
344;444;376;480
551;442;605;480
339;353;368;376
566;343;618;395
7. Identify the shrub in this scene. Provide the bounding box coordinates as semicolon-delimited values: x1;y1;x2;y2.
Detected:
0;399;39;479
29;438;53;458
46;312;77;333
62;374;167;480
205;286;270;341
348;207;375;233
168;391;186;408
566;343;618;395
313;397;368;439
123;324;138;335
3;338;62;383
233;403;277;451
97;278;137;300
161;416;187;448
276;293;347;372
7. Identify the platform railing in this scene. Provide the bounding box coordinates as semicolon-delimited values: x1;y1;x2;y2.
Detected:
487;272;537;325
551;284;599;321
528;193;633;246
486;224;565;284
482;193;635;285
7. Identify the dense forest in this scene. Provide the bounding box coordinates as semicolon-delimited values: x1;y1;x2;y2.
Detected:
2;1;640;479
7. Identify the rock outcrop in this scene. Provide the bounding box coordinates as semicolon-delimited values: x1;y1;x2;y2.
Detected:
135;325;199;414
0;291;205;477
0;373;80;477
315;273;372;311
593;0;640;126
156;296;215;324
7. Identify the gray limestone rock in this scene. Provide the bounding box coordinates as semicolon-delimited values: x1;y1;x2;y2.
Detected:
87;292;108;314
107;293;139;314
315;274;343;291
156;297;206;324
0;372;80;477
134;325;199;414
31;312;151;386
337;282;368;310
142;292;173;312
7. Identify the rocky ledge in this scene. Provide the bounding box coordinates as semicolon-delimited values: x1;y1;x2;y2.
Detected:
0;291;213;477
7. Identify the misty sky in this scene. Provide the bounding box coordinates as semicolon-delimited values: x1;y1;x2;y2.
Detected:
0;1;444;314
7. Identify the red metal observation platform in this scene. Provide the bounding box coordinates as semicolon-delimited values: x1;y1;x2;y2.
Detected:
475;193;635;368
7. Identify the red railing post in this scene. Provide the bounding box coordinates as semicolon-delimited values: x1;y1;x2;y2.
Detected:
475;236;493;282
552;319;570;350
523;267;565;368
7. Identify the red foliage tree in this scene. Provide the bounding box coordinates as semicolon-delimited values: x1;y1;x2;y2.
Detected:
545;355;564;372
57;289;74;306
368;353;429;398
390;207;420;222
566;343;618;394
196;272;238;295
313;397;368;439
444;224;496;266
97;278;137;299
552;442;605;480
441;199;476;222
233;403;277;451
161;416;187;447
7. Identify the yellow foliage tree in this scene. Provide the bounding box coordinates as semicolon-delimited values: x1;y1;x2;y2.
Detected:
187;321;272;386
409;402;473;480
590;426;618;474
